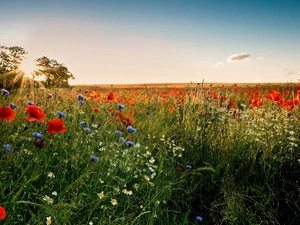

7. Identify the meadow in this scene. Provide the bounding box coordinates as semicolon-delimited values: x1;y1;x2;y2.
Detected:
1;82;300;224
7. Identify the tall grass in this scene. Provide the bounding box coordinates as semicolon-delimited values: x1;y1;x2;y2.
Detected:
1;84;300;224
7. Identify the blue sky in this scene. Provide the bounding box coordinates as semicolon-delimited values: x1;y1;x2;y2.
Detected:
1;0;299;84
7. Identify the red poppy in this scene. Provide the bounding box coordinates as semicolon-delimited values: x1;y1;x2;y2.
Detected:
34;139;47;148
92;107;100;113
0;206;6;220
25;105;46;122
107;92;115;101
268;90;282;102
176;165;183;171
0;106;16;121
47;119;67;134
251;98;263;109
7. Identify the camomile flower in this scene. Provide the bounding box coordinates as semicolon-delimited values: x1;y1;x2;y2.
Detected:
46;216;52;225
98;191;105;199
110;198;118;205
47;172;55;178
43;195;53;204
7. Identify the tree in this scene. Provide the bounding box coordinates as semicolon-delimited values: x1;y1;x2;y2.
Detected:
33;56;75;88
0;45;27;88
0;45;75;89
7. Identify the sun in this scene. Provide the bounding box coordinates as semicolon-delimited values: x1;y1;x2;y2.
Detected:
19;56;36;78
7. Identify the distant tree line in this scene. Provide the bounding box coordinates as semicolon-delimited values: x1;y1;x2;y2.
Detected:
0;45;75;89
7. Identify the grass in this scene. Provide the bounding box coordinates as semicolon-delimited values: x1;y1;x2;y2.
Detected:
1;83;300;224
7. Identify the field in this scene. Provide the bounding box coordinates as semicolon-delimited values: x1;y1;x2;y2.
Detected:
1;82;300;224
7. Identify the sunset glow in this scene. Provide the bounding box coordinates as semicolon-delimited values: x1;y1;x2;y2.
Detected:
0;0;299;84
19;57;36;78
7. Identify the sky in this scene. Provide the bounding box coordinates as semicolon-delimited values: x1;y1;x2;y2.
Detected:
0;0;299;85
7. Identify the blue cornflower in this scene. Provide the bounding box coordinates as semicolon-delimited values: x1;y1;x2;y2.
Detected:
27;101;35;105
1;89;9;95
79;100;85;106
77;94;84;101
99;172;104;176
186;165;192;170
86;128;94;134
126;126;136;133
3;144;12;153
80;121;88;128
117;103;125;110
115;130;123;135
155;147;160;151
9;103;18;109
126;141;134;147
32;132;43;140
119;137;126;144
148;168;154;174
90;155;99;162
196;216;203;222
56;111;66;119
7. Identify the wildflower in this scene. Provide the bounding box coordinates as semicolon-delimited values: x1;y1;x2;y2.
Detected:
148;168;154;174
110;198;118;205
0;106;16;121
126;126;136;133
89;222;93;225
46;216;52;225
1;89;9;95
79;100;85;106
126;141;134;147
144;175;150;181
34;139;47;148
32;132;43;140
117;103;125;110
47;119;67;134
115;130;123;135
27;101;35;105
186;165;192;170
133;183;139;190
107;92;115;101
176;165;183;171
149;157;155;164
52;191;57;196
56;111;66;119
99;171;104;176
196;216;203;222
86;128;94;134
3;144;12;153
25;105;46;122
77;94;84;101
48;172;55;178
119;137;126;144
90;155;99;162
123;189;133;195
98;191;105;199
80;121;88;128
9;103;18;109
148;181;154;186
43;195;53;204
92;107;100;113
0;206;6;220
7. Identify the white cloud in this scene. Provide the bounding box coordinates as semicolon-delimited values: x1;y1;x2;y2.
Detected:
211;62;224;67
226;52;251;62
256;56;264;60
